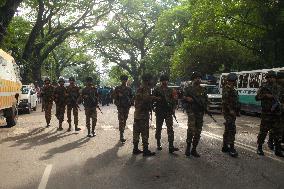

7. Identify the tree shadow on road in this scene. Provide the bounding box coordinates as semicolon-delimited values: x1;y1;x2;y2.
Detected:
39;136;91;160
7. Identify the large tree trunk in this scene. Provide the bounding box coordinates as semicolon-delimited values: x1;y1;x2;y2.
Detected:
0;0;23;44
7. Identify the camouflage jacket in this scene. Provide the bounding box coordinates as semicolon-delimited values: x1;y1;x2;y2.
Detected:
113;85;133;108
41;85;54;104
66;85;80;106
152;86;176;113
255;82;282;115
222;84;240;115
54;86;67;105
183;84;207;113
134;85;154;119
81;86;99;108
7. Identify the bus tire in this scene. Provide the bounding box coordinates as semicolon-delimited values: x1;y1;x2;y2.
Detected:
6;106;18;127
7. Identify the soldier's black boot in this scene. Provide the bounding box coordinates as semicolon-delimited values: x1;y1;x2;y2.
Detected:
222;142;230;153
120;132;126;143
267;138;274;151
257;144;264;156
185;142;191;157
191;146;200;158
75;125;81;131
92;129;96;137
46;121;50;128
157;140;162;151
229;144;238;158
57;122;63;131
143;145;156;157
275;142;284;157
132;143;143;155
169;141;179;153
87;127;92;137
67;123;72;132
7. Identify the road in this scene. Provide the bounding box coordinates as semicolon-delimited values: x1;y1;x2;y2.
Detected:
0;104;283;189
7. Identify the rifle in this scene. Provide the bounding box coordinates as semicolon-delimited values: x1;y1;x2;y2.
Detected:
185;90;217;123
262;86;282;114
70;94;81;111
90;95;103;114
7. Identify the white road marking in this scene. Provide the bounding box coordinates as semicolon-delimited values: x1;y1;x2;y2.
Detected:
38;164;53;189
201;131;284;163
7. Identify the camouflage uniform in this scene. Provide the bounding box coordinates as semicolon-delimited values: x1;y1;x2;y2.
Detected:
81;85;99;136
256;74;283;157
183;72;207;157
66;84;80;131
54;85;67;129
41;84;54;126
113;85;133;140
153;84;179;153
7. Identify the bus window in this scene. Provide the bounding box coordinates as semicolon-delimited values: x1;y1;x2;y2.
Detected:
261;73;267;84
238;73;249;88
249;73;261;88
220;75;226;88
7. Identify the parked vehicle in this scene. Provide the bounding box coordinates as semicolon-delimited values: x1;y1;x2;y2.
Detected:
201;84;222;113
18;85;38;114
0;49;22;127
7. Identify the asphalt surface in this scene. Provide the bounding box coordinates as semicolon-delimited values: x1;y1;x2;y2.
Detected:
0;104;283;189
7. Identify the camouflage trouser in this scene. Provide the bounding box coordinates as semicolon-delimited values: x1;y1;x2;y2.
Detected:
55;103;66;122
133;118;149;146
186;111;204;147
44;102;53;124
67;105;78;125
85;107;97;130
223;114;236;145
155;112;174;142
117;107;130;132
257;114;282;145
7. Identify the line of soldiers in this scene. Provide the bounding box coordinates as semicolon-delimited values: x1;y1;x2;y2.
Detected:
41;70;284;158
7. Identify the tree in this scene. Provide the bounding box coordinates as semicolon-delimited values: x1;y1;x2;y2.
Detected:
0;0;24;44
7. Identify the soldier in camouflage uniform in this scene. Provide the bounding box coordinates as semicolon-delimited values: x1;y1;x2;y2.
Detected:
183;72;207;157
41;77;55;127
132;73;159;156
256;71;284;157
276;72;284;146
113;75;133;143
81;77;99;137
54;78;67;131
222;73;240;157
152;75;179;153
66;77;81;132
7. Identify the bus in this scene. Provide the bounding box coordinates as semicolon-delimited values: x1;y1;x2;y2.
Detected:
219;67;284;114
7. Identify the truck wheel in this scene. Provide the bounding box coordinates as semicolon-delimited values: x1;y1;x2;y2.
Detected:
6;106;18;127
26;104;31;114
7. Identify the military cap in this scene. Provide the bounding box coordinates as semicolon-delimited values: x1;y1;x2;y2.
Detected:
141;73;153;82
227;73;238;81
276;72;284;79
266;71;277;78
160;74;169;81
58;78;65;83
120;74;128;81
69;77;75;81
191;72;202;80
44;77;51;82
85;76;93;82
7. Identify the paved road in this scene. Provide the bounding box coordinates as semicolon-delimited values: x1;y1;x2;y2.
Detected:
0;104;283;189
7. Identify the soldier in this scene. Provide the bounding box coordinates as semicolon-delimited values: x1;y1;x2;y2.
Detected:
81;77;99;137
276;72;284;146
221;73;240;157
183;72;207;157
41;77;55;127
66;77;81;132
256;71;284;157
113;75;133;143
132;73;159;156
152;74;179;153
54;78;67;131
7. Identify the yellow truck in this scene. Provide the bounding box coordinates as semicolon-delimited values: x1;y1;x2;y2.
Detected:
0;49;22;127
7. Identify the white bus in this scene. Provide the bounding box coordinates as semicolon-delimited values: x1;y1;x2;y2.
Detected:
219;67;284;114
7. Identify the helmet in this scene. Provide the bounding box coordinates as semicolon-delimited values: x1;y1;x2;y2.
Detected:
227;73;238;81
160;74;169;82
191;72;202;80
141;73;153;82
58;78;65;83
266;71;277;78
85;76;93;82
276;72;284;79
44;77;51;82
120;74;128;81
69;77;75;82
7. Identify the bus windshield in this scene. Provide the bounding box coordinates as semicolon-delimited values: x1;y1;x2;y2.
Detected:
21;86;29;94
